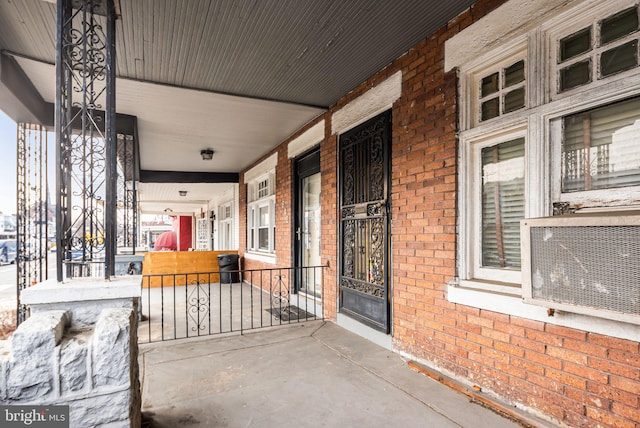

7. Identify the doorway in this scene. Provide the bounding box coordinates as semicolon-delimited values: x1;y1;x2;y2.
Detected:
294;149;322;297
338;111;391;333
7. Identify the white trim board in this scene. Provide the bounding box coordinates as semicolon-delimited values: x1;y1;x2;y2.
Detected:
331;71;402;135
288;120;325;158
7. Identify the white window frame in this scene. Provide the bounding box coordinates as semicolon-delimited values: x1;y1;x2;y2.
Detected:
218;201;234;249
454;0;640;335
465;125;529;286
548;99;640;208
460;37;529;130
244;154;278;263
545;0;640;101
246;172;276;259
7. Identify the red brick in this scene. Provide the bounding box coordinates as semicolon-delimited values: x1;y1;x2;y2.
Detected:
455;338;481;354
511;356;545;376
494;340;525;358
525;350;563;370
466;314;494;329
563;411;593;428
527;372;564;394
586;407;636;428
610;376;640;395
562;338;608;358
509;316;544;331
608;349;640;367
546;368;587;390
526;329;564;346
588;382;639;408
566;386;611;410
545;324;587;341
611;402;640;423
588;333;639;353
511;336;546;354
481;327;510;343
541;390;585;416
545;345;588;365
495;360;526;379
564;361;609;384
493;320;525;337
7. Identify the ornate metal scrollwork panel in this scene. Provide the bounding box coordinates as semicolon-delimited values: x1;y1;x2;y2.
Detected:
339;111;390;309
16;124;50;324
116;134;137;250
341;278;384;298
187;280;210;333
56;0;118;279
340;114;388;205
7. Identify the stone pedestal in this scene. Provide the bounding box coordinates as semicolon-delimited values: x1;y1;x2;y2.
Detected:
1;277;142;428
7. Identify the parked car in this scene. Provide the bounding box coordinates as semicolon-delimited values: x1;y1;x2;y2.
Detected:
0;239;17;265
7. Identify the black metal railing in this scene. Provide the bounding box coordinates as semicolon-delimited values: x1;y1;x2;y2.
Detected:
139;265;326;343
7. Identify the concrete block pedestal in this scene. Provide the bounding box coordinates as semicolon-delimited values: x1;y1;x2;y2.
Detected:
1;276;142;428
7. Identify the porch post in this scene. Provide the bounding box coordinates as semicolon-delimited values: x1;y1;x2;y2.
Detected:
54;0;118;280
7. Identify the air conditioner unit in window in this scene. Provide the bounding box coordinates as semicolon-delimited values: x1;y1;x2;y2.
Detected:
521;211;640;325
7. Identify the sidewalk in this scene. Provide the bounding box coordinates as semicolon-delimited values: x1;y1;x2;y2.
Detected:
140;321;545;428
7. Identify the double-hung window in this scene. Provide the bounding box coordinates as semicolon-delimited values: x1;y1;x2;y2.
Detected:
219;201;234;250
244;153;278;262
457;38;530;290
247;175;275;255
454;1;640;308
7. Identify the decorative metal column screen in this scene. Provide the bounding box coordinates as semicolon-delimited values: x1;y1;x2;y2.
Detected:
16;123;50;324
55;0;117;280
116;133;138;252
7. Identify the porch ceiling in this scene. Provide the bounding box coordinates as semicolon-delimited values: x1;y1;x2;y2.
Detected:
0;0;477;212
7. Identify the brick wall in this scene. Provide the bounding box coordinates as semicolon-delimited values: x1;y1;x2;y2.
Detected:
388;2;639;427
237;0;640;426
319;131;338;320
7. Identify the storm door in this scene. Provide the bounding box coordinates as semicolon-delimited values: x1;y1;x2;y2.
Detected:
294;149;322;296
339;111;391;333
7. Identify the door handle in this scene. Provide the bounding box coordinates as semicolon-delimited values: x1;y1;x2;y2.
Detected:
296;227;302;241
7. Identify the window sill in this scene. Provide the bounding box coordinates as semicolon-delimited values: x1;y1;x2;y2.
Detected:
244;252;276;264
448;282;640;343
458;278;521;296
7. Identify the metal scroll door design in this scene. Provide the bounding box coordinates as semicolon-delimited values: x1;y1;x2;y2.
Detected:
339;111;391;333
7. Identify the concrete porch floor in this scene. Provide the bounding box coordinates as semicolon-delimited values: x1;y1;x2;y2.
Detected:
139;321;544;428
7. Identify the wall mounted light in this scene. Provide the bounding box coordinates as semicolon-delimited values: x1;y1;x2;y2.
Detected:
179;190;187;197
200;149;214;160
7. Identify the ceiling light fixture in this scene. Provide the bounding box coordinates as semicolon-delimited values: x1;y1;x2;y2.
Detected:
179;190;187;196
200;149;214;160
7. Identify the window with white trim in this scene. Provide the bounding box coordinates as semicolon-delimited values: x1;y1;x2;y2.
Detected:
554;6;640;95
457;1;640;297
558;97;640;195
247;173;275;255
464;38;527;128
479;59;526;122
219;201;234;250
463;127;528;287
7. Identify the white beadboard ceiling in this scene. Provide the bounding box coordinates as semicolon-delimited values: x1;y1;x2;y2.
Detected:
0;0;480;213
14;57;323;174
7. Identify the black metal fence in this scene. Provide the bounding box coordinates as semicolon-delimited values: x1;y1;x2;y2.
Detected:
139;265;326;343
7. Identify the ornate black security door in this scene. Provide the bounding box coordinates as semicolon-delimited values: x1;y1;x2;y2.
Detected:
339;111;391;333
